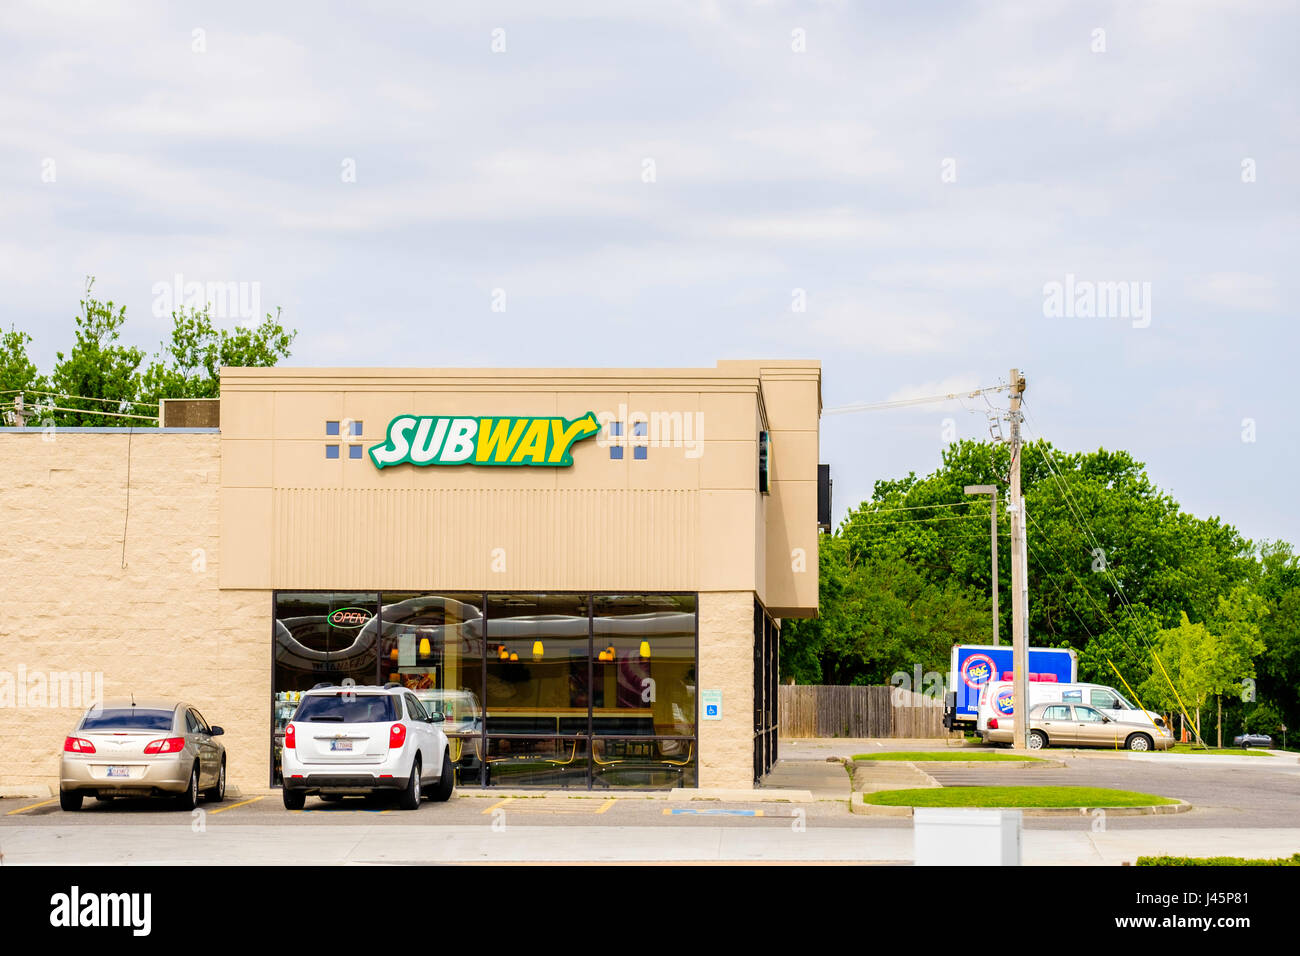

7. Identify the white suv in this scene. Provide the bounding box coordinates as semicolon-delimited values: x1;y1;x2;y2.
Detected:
281;684;453;810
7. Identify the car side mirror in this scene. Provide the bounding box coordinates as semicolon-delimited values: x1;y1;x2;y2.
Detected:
428;713;445;723
209;726;225;736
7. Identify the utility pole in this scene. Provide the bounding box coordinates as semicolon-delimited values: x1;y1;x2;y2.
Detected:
964;484;999;646
1006;369;1029;749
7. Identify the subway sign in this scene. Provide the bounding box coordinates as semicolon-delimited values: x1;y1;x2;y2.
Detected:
369;413;600;468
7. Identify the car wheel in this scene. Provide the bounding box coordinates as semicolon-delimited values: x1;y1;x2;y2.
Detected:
1027;731;1048;750
59;789;83;811
176;764;200;811
282;787;306;810
204;759;226;803
397;758;422;810
430;749;455;803
1127;733;1152;752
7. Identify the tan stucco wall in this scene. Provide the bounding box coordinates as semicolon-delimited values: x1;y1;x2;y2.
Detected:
0;432;271;793
697;591;756;788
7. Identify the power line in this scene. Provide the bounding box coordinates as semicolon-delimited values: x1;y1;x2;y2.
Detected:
824;383;1011;416
853;500;984;515
5;404;158;423
0;388;160;409
851;512;997;525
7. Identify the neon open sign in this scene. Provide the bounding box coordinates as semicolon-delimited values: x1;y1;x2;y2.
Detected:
327;608;373;629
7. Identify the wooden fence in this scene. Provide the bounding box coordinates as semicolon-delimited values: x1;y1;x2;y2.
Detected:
778;684;958;738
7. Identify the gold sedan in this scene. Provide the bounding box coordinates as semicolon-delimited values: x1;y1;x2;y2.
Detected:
59;698;227;810
986;702;1175;751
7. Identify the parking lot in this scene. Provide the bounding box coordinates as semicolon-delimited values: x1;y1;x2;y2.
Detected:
4;745;1298;864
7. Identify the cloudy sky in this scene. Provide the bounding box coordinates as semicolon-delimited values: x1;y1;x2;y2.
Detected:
2;1;1295;546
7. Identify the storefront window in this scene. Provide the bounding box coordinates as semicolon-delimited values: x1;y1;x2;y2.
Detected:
591;594;696;738
272;592;379;784
270;590;697;789
484;593;590;736
379;593;484;786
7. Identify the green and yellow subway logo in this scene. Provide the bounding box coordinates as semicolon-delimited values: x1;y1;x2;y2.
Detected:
368;413;600;468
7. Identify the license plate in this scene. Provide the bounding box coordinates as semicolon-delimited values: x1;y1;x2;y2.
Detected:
106;766;130;778
329;740;353;752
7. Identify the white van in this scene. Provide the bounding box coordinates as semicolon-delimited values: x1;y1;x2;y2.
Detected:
977;680;1166;740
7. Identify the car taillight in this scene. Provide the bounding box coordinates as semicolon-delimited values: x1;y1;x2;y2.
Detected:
988;718;999;730
143;737;186;754
389;723;406;749
285;723;296;749
63;737;96;754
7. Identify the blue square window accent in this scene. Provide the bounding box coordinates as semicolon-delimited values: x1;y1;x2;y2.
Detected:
633;446;647;460
632;421;647;437
349;421;363;437
348;444;363;459
325;445;340;459
610;422;623;437
326;421;340;436
609;446;624;460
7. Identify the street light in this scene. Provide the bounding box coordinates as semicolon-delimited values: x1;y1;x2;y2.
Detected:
964;484;999;647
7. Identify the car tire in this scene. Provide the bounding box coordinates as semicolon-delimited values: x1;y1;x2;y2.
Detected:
282;787;306;810
59;789;83;811
1127;733;1152;752
176;764;200;811
204;759;226;803
1027;731;1048;750
430;749;455;803
397;757;422;810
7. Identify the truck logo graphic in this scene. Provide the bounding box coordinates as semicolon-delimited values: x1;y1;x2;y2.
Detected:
994;689;1016;716
961;654;997;688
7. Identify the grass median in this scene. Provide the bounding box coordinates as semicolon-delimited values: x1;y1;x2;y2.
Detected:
863;786;1178;808
1168;745;1272;756
1137;853;1300;866
851;752;1043;762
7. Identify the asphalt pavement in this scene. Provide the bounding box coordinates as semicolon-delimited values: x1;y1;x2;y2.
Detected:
3;740;1296;863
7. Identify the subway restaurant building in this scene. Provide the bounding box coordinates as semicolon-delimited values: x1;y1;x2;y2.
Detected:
0;360;823;793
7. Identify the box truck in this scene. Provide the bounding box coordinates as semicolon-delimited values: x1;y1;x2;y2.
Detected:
942;644;1078;733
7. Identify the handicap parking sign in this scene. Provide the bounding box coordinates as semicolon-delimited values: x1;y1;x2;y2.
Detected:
701;689;722;721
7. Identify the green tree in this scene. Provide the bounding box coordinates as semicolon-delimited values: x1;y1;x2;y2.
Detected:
1141;613;1216;742
138;306;296;403
0;326;47;423
781;534;989;685
48;279;148;427
1205;585;1268;746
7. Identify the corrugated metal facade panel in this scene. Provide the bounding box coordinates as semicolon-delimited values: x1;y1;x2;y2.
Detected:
272;487;698;591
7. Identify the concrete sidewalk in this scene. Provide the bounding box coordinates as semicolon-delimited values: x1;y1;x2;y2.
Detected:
3;823;1298;865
